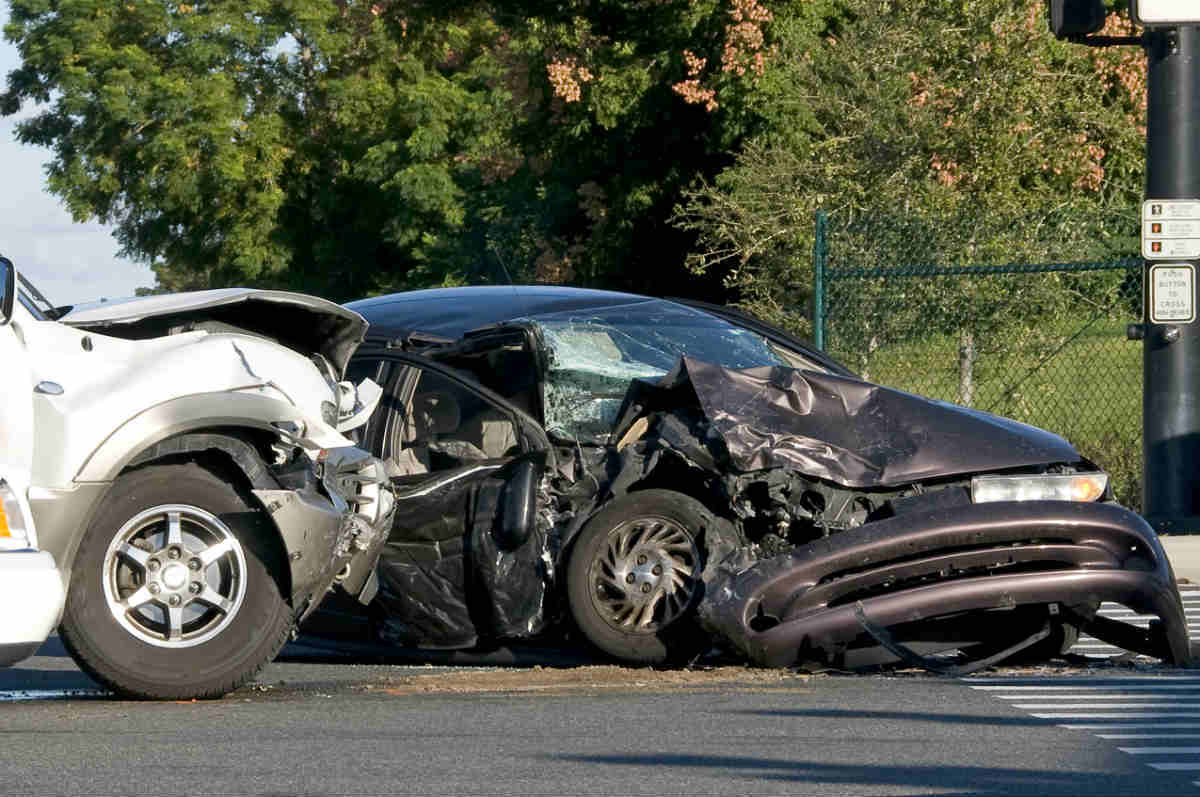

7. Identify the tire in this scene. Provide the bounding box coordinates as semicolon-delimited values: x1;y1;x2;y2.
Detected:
1001;615;1083;663
566;489;735;665
957;605;1085;666
60;462;293;699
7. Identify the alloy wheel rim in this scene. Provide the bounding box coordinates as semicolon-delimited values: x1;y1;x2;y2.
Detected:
587;515;700;634
101;504;248;648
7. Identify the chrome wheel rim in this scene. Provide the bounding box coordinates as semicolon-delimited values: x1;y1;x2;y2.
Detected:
101;504;248;648
587;515;700;634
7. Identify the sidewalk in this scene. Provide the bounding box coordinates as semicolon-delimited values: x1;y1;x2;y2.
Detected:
1163;536;1200;585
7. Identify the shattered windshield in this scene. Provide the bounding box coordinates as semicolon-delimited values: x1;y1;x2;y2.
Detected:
530;300;787;441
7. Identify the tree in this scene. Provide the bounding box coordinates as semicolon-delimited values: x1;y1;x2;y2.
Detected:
674;0;1144;334
2;0;814;301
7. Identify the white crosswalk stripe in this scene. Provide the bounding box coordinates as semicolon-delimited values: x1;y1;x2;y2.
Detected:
1069;585;1200;656
965;675;1200;785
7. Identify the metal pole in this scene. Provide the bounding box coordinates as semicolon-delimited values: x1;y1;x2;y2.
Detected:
1143;26;1200;533
813;210;827;351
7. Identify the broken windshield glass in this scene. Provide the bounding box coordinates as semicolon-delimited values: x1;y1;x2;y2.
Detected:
529;300;787;441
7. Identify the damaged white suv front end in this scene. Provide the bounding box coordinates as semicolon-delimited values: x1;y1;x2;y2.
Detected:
7;269;393;699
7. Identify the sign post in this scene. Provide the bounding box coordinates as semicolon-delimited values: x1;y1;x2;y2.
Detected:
1051;2;1200;532
1141;23;1200;532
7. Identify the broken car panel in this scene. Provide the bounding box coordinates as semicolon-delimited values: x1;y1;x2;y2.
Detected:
617;357;1082;487
338;285;1189;671
7;273;394;699
699;499;1189;671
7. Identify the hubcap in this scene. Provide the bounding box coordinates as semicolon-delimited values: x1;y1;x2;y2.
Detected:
587;516;700;634
101;504;248;648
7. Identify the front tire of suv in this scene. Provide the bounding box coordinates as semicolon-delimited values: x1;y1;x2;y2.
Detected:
60;462;293;700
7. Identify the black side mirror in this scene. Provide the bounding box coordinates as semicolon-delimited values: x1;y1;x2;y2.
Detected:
497;459;539;550
0;257;14;326
1049;0;1108;37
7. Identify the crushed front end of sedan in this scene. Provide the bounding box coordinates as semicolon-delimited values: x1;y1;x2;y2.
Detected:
616;358;1190;672
340;287;1189;672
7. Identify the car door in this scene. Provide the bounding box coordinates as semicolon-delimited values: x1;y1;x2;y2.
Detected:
344;349;553;649
0;260;34;486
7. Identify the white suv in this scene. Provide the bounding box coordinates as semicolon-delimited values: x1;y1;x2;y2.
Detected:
0;256;393;698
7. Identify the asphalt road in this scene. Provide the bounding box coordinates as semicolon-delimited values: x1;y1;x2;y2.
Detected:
2;639;1200;796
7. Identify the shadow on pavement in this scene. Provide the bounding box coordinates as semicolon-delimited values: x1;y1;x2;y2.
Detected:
0;667;101;692
546;753;1166;796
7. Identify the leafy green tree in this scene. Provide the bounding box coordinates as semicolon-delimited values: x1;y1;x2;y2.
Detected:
2;0;518;297
2;0;824;301
675;0;1144;332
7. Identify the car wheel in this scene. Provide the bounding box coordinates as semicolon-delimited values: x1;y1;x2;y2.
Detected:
566;489;734;665
1001;613;1084;662
60;462;293;699
957;605;1086;666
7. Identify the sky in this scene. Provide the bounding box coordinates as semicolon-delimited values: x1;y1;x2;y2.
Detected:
0;4;155;305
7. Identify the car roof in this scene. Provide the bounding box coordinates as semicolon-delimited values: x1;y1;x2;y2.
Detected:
348;284;857;378
345;285;657;340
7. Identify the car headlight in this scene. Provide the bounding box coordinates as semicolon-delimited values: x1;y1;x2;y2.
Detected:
971;472;1108;503
0;479;31;549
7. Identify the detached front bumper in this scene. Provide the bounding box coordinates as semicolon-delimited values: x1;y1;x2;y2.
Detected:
252;447;394;620
699;500;1191;669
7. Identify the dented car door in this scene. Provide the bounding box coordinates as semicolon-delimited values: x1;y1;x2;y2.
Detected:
348;351;553;649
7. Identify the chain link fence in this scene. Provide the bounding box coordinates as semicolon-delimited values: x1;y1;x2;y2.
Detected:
812;211;1145;509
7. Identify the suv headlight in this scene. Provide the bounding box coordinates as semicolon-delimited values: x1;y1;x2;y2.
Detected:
971;472;1108;504
0;479;31;549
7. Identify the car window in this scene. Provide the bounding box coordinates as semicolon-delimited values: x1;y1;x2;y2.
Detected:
765;340;830;372
385;366;521;476
528;300;788;442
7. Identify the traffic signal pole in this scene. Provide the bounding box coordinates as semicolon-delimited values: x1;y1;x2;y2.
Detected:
1052;2;1200;539
1142;26;1200;534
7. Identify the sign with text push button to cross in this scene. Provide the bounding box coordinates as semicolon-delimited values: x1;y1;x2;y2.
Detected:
1143;200;1200;260
1150;264;1195;325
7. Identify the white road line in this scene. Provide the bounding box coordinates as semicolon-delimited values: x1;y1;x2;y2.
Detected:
965;676;1200;683
1032;712;1200;719
1066;590;1200;656
965;672;1200;788
969;686;1200;691
1015;703;1200;710
971;684;1200;691
1085;616;1200;623
1060;723;1200;730
994;693;1200;700
1098;734;1200;739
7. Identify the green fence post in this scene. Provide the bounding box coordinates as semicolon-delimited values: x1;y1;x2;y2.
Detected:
813;210;827;351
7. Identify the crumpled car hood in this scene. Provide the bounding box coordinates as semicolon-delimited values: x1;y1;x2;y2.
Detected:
633;357;1080;487
61;288;368;375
